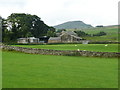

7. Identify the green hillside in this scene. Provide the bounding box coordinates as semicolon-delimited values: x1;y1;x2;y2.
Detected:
67;26;118;42
53;21;93;29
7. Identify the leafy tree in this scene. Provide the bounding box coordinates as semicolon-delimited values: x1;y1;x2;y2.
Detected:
6;13;47;38
47;30;56;37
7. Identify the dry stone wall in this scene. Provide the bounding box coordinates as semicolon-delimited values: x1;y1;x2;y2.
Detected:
0;45;119;57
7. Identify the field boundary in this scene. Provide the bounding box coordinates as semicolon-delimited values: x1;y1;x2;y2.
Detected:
0;45;119;57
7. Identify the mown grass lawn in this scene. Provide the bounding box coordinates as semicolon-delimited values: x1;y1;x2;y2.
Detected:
13;44;118;52
3;51;118;88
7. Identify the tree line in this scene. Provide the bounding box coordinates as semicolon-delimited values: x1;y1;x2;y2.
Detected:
74;31;106;37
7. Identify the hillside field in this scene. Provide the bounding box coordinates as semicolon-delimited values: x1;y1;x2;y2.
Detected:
67;26;119;42
13;44;118;52
3;51;118;88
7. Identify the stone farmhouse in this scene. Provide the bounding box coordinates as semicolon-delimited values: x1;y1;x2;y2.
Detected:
48;31;84;43
17;37;39;44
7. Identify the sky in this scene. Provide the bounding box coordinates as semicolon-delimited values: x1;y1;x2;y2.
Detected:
0;0;119;26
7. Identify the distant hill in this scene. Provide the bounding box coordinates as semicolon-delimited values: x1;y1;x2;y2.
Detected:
53;21;93;29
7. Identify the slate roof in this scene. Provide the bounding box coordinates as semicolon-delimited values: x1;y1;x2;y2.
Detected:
49;37;61;40
61;31;78;36
71;35;82;39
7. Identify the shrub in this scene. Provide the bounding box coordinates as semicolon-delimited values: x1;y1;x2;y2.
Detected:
93;31;107;36
74;31;91;37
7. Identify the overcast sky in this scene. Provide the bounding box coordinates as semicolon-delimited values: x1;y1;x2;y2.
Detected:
0;0;119;26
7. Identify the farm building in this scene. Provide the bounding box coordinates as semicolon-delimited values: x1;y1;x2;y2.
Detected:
48;37;61;43
48;31;83;43
60;31;82;43
17;37;39;44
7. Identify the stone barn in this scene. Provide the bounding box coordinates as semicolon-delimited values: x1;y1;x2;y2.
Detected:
60;31;82;43
48;37;61;43
48;31;83;43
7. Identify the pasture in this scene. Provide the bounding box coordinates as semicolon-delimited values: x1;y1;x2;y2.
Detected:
67;26;118;42
13;44;118;52
3;51;118;88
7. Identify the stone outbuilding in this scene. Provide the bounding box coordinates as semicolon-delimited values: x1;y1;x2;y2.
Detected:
17;37;39;44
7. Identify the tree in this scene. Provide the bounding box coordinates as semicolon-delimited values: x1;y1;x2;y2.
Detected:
0;16;2;42
6;13;47;38
96;25;103;27
47;30;56;37
74;31;91;37
2;13;55;43
56;29;66;33
2;18;10;42
93;31;106;36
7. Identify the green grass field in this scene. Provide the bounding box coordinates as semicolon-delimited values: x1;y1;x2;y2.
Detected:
3;51;118;88
13;44;118;52
67;26;118;42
